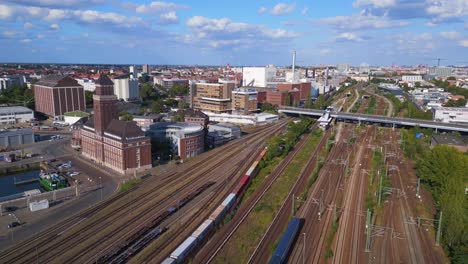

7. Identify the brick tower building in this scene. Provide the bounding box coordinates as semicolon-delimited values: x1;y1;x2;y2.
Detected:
79;75;152;175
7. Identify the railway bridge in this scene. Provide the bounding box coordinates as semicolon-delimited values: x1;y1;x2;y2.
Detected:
279;107;468;134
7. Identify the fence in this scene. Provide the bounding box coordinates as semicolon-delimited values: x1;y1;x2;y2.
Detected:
0;184;99;215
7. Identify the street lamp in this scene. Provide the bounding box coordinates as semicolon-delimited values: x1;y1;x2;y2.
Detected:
8;213;14;243
302;232;306;264
99;176;102;201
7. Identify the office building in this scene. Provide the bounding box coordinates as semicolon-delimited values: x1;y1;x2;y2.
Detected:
153;77;189;89
428;67;453;78
402;75;423;82
76;78;96;92
79;75;152;175
432;107;468;124
232;88;258;113
193;82;235;113
276;82;311;102
337;64;350;73
359;63;370;74
142;64;150;74
0;106;34;124
242;65;277;87
34;75;85;117
112;74;139;101
147;122;204;160
0;75;26;90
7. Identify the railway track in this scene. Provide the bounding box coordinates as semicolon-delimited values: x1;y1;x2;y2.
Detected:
0;121;288;264
246;128;331;263
287;124;354;263
332;127;375;264
193;124;320;263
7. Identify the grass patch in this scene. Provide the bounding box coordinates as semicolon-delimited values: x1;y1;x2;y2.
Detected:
213;128;324;263
119;178;142;193
64;111;89;117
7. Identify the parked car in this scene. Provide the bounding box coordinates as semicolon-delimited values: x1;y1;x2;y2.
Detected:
68;171;80;177
7;222;20;229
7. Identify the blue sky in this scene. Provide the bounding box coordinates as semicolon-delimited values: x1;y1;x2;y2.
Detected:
0;0;467;66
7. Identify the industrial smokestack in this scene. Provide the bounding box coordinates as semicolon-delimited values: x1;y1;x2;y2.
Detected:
292;50;296;81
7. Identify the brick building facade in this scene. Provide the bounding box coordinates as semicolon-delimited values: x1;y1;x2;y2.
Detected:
34;75;85;117
78;75;151;175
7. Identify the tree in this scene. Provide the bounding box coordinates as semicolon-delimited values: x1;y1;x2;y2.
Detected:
85;91;94;108
444;99;467;107
446;76;456;80
173;111;185;122
416;145;468;260
140;83;154;101
168;84;189;97
178;101;189;109
415;81;421;88
151;100;163;114
261;102;277;112
119;111;133;121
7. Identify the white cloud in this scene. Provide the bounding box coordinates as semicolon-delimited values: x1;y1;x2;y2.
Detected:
23;22;34;29
49;23;60;31
2;30;17;38
257;6;267;14
20;38;32;43
159;11;178;24
271;3;296;16
319;12;408;30
335;32;365;42
458;40;468;47
45;9;68;21
353;0;396;8
134;1;188;14
320;49;331;56
0;5;143;29
36;34;44;39
440;31;460;39
426;0;468;22
3;0;105;8
0;4;14;19
185;15;297;49
301;6;309;16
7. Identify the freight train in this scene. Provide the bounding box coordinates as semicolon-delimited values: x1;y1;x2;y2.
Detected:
162;148;268;264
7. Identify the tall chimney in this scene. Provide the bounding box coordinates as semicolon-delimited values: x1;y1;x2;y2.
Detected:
292;50;296;82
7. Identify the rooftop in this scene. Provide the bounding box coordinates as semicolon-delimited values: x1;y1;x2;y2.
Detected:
105;120;145;140
36;75;81;88
95;74;114;86
432;134;467;146
0;106;33;114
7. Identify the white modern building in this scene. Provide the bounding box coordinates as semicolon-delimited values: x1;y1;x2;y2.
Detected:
76;78;96;92
0;75;26;90
203;112;278;125
0;106;34;124
337;64;350;73
433;107;468;124
242;65;277;87
147;122;205;159
153;77;189;89
402;75;423;82
112;74;139;101
429;67;453;78
359;63;370;74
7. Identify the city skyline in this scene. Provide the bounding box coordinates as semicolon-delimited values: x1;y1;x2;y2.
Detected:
0;0;467;66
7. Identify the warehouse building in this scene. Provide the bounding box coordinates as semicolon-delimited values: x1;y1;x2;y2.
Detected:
432;107;468;124
0;128;34;148
0;106;34;124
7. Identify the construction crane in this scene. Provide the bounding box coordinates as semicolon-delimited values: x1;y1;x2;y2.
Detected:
431;58;446;67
